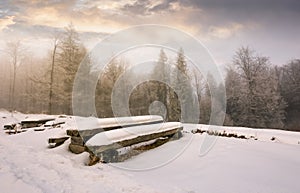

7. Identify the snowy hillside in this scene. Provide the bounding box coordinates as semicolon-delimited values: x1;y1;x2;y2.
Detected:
1;110;300;193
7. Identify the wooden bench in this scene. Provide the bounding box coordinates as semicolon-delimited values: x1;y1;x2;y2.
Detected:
66;115;164;154
85;122;183;164
21;118;55;129
67;115;163;139
4;123;25;135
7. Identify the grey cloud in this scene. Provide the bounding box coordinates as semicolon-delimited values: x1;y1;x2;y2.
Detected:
0;0;299;64
2;23;63;39
2;22;108;41
0;0;77;16
78;31;110;43
121;0;179;16
149;0;177;12
121;0;152;15
181;0;300;23
0;0;19;18
182;0;300;11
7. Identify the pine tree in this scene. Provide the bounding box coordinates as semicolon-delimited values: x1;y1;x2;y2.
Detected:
57;23;86;115
152;49;170;120
173;48;193;123
96;57;126;117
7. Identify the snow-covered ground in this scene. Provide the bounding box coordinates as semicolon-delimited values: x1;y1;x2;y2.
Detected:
1;109;300;193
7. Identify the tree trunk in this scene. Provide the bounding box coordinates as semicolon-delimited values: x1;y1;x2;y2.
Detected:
48;40;58;114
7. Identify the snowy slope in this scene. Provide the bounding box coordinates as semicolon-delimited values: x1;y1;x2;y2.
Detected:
1;110;300;193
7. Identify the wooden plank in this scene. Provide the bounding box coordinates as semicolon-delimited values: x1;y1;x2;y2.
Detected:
70;136;85;146
83;119;164;136
87;127;182;156
34;128;46;131
48;137;70;148
69;144;86;154
48;137;70;144
66;129;80;137
66;118;163;137
21;118;55;128
52;121;65;127
4;124;16;130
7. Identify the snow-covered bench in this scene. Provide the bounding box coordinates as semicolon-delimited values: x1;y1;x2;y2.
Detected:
86;122;183;164
3;123;24;134
67;115;164;154
21;118;55;129
67;115;163;138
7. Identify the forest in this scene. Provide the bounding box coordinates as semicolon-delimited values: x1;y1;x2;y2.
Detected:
0;24;299;131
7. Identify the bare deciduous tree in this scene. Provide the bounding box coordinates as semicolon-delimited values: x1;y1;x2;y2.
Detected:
48;33;60;114
279;59;300;130
6;40;25;111
227;46;285;128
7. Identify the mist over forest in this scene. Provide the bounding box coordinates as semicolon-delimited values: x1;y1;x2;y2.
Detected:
0;24;299;131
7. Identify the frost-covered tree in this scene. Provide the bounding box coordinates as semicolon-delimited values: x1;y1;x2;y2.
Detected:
152;49;171;120
225;66;242;125
96;57;127;117
279;59;300;130
48;33;60;114
5;40;25;111
173;48;193;122
227;47;285;128
192;68;205;123
56;24;86;114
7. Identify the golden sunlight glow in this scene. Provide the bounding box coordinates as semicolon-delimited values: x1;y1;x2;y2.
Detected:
0;16;15;31
209;23;243;39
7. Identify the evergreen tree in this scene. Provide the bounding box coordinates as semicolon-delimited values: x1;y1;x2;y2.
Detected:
57;23;86;114
173;48;193;122
152;49;170;120
96;57;126;117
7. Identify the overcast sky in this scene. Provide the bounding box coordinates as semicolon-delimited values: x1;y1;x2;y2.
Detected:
0;0;299;65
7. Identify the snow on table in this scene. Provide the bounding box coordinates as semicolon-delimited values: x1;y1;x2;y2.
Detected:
86;122;182;147
73;115;163;131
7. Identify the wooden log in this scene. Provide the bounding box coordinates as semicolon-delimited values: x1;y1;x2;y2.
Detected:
87;127;182;156
66;116;163;137
48;137;69;148
6;130;16;135
48;136;69;144
66;129;80;137
71;136;85;146
34;128;46;131
4;124;16;130
67;120;164;137
116;137;173;163
52;122;65;127
21;118;55;128
69;144;86;154
88;154;100;166
87;129;183;164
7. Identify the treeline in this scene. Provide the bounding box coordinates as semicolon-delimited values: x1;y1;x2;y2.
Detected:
0;24;299;131
0;24;87;115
